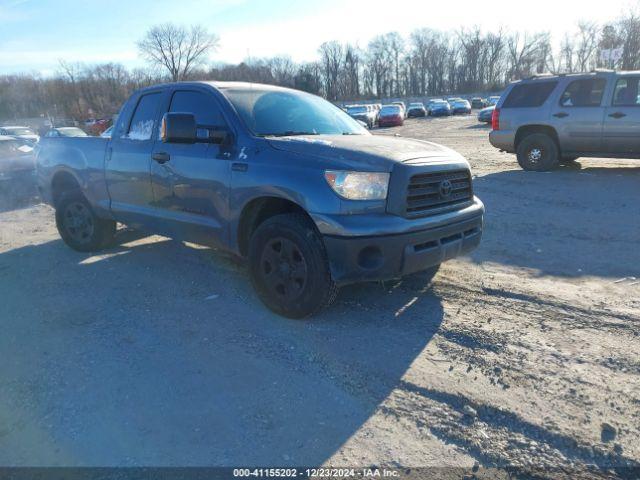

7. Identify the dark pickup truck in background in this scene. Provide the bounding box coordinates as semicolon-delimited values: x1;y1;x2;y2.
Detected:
37;82;484;318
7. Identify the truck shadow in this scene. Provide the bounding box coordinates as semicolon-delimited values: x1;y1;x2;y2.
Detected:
470;165;640;278
0;230;443;466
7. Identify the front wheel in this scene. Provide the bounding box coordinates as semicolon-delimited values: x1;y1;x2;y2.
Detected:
248;213;338;319
516;133;559;171
55;191;116;252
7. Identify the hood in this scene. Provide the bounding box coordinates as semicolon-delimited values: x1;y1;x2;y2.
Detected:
266;134;465;171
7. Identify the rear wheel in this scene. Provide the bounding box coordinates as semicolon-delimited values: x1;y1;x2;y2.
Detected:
55;191;115;252
249;213;338;319
516;133;560;171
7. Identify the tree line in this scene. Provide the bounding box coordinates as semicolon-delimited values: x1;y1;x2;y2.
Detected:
1;8;640;123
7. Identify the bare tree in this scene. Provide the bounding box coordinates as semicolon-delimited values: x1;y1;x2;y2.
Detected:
137;23;219;81
318;41;344;100
575;21;600;72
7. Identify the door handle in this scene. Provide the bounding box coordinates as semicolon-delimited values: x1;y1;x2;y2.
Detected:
553;112;569;118
231;162;248;172
608;112;627;119
152;152;170;164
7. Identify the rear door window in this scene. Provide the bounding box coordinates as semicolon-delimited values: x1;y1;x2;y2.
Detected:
559;79;606;107
502;82;558;108
126;92;161;141
612;78;640;106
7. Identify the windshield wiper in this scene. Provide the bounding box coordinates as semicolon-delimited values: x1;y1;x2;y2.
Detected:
342;132;364;135
262;131;319;137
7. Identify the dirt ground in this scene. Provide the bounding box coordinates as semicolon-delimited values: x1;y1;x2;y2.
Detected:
0;115;638;479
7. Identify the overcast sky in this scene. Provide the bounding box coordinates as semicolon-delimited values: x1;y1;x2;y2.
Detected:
0;0;634;75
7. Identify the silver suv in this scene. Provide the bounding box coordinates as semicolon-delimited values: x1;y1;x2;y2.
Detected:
489;70;640;171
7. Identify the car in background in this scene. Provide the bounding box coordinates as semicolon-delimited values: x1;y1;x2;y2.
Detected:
391;101;407;118
0;125;40;144
428;100;452;117
407;102;427;117
0;136;37;200
378;104;404;127
471;97;486;109
45;127;89;138
487;95;501;106
345;104;377;129
451;98;472;115
477;104;495;123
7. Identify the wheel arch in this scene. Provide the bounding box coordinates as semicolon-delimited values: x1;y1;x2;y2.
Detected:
236;196;313;257
51;169;83;207
515;124;560;152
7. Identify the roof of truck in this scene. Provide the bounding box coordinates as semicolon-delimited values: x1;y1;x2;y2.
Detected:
139;81;295;92
516;70;640;83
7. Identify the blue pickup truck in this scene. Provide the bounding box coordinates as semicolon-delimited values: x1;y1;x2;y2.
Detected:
37;82;484;318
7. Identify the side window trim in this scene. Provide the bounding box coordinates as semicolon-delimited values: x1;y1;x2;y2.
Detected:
123;90;163;142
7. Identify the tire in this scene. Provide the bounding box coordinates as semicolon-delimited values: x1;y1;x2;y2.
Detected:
55;190;116;252
516;133;560;171
248;213;338;319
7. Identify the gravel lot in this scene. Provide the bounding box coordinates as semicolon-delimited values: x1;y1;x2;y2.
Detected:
0;115;639;479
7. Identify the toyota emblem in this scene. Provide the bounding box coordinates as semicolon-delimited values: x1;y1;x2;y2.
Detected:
439;179;453;198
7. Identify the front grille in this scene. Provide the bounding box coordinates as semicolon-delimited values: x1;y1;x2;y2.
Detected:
405;170;472;217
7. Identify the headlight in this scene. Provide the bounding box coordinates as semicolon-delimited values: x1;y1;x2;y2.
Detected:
324;170;389;200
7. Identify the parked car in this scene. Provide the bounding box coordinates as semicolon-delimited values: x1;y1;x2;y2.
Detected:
345;104;377;129
451;99;472;115
428;100;452;117
407;102;427;117
36;82;483;318
471;97;486;109
489;70;640;171
45;127;89;138
0;136;36;199
391;101;407;118
477;105;495;123
0;125;40;144
378;104;405;127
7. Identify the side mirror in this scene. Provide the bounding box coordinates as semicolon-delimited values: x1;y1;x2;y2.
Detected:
161;113;196;144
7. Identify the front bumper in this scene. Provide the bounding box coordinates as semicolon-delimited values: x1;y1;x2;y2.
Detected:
318;199;484;285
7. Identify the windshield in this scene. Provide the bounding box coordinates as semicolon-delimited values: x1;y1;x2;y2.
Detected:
409;103;423;108
5;127;34;136
221;88;367;136
347;106;368;114
380;106;400;115
59;127;87;137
